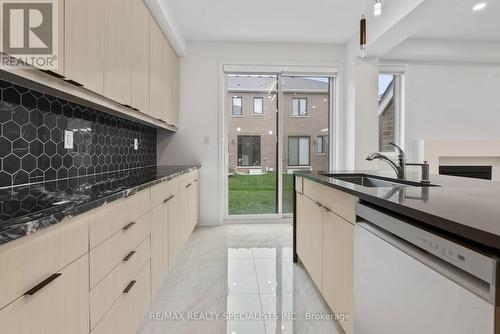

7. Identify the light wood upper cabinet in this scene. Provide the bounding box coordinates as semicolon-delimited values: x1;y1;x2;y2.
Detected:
149;18;164;121
323;210;354;334
104;0;132;105
131;0;150;114
65;0;104;93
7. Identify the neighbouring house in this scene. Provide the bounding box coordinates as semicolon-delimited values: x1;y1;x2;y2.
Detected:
227;75;330;174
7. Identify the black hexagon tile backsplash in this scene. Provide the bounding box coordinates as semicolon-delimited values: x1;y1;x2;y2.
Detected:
0;80;157;188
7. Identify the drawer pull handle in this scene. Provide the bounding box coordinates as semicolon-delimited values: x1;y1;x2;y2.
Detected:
123;221;136;230
123;251;136;262
24;273;62;296
163;195;175;203
194;179;198;183
185;183;192;188
123;280;137;294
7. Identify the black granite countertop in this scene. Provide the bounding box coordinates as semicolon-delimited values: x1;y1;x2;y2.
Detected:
0;165;200;245
295;170;500;253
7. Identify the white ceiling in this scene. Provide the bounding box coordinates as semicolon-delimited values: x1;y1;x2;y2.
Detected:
414;0;500;42
162;0;362;44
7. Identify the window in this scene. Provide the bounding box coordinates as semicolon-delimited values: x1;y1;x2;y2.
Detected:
232;96;242;116
292;98;307;116
238;136;261;166
288;136;310;166
378;73;403;152
317;135;324;154
253;97;263;114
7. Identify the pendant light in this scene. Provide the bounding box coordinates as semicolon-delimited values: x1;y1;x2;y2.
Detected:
360;14;367;58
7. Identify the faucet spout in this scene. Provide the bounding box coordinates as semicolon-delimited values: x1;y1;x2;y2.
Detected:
366;143;407;179
366;153;404;179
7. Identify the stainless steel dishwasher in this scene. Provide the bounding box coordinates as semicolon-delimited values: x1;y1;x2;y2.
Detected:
354;202;499;334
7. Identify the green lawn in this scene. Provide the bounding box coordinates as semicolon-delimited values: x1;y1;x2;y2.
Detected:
228;172;294;215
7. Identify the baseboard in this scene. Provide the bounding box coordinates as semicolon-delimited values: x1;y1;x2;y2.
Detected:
197;219;222;226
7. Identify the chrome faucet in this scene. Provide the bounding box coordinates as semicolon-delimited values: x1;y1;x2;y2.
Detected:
366;143;406;179
366;143;431;183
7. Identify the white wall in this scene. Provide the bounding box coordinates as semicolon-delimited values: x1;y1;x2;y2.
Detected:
157;41;345;224
403;63;500;161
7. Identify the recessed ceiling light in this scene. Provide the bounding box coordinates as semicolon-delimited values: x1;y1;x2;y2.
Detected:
374;0;382;16
472;2;487;11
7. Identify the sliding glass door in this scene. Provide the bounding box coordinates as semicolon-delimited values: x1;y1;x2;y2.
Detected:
224;71;334;219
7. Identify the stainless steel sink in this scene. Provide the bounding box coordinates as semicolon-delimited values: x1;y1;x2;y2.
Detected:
320;173;439;188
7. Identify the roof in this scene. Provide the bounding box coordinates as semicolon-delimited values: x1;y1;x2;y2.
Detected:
228;76;329;93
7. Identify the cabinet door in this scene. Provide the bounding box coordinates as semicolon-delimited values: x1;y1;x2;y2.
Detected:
0;254;89;334
150;202;169;296
104;0;131;105
170;50;180;127
296;193;323;291
161;40;171;124
149;19;163;120
323;210;354;334
65;0;104;93
131;0;150;114
167;193;181;270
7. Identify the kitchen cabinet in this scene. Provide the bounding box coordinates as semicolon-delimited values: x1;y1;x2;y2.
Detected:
0;254;89;334
104;0;132;105
296;179;357;334
323;210;354;334
90;262;151;334
149;18;165;121
296;192;323;291
65;0;104;93
0;168;199;334
151;190;177;295
131;0;151;114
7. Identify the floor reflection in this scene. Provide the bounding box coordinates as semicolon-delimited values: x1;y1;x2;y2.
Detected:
139;224;343;334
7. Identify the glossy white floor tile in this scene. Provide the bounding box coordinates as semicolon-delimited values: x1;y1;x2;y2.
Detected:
139;224;345;334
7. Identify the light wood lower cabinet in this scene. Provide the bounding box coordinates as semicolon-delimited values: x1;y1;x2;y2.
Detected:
296;193;323;291
296;181;356;334
0;169;200;334
323;210;354;334
0;254;89;334
90;262;151;334
151;192;176;295
0;215;88;310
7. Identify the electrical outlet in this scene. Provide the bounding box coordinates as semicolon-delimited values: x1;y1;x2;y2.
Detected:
64;130;73;149
134;138;139;150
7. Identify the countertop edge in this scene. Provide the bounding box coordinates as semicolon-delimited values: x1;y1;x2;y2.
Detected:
296;172;500;253
0;165;201;247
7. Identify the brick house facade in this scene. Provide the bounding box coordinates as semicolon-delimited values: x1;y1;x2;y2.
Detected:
227;76;329;174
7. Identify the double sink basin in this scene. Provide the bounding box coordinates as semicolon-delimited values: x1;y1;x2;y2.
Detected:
320;173;439;188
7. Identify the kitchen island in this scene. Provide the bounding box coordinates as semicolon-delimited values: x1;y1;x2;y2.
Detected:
293;170;500;334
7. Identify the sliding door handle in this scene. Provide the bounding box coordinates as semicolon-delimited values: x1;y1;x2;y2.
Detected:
24;273;62;296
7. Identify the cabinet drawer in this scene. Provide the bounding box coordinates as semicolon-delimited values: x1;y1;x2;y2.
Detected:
303;178;357;223
90;237;150;329
0;216;88;310
180;170;198;188
90;212;150;288
88;190;150;248
0;254;89;334
91;261;151;334
150;178;179;209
